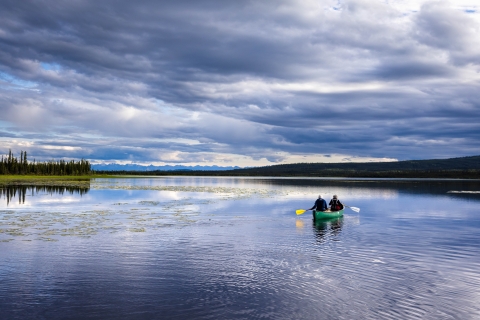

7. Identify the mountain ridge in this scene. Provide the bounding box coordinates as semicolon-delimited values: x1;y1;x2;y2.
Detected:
92;163;240;171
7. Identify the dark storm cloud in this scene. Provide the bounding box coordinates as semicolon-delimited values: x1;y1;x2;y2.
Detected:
0;131;16;138
368;60;454;80
0;0;479;165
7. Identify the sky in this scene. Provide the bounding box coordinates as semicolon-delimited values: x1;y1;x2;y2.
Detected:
0;0;479;167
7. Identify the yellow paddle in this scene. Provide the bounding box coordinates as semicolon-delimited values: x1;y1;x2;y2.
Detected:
296;209;309;215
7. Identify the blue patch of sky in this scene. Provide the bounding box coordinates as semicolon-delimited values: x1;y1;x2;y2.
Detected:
154;99;185;115
0;121;15;134
465;9;476;13
40;62;62;71
334;0;341;10
0;72;37;88
326;0;342;12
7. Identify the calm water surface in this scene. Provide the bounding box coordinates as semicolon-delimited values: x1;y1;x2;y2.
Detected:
1;177;480;319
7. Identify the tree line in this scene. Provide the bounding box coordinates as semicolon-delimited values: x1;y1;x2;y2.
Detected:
0;150;91;175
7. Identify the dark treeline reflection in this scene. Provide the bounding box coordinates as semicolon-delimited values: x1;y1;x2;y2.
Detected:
243;178;480;198
1;185;90;205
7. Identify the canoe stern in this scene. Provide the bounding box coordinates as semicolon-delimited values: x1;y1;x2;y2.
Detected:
314;209;344;220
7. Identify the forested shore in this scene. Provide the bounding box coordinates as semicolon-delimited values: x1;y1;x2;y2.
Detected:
0;150;91;175
95;155;480;179
2;150;479;179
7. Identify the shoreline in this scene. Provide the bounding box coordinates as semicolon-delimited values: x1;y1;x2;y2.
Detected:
1;174;480;184
0;174;116;187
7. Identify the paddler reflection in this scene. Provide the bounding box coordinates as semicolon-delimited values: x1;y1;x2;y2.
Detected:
312;217;343;244
295;219;304;229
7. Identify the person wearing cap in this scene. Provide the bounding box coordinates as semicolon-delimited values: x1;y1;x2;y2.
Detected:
309;194;328;218
329;194;344;212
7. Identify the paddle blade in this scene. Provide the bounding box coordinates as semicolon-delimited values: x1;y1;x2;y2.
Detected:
349;206;360;213
296;209;307;215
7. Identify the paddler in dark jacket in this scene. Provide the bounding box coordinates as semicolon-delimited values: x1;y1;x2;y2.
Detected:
309;195;328;219
329;195;344;212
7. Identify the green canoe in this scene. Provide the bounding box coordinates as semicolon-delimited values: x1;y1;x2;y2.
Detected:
314;209;344;220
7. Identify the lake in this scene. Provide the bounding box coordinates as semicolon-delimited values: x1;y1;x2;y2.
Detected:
1;177;480;319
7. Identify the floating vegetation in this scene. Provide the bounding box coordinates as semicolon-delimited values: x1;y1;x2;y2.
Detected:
447;191;480;194
38;237;59;242
0;181;292;242
92;184;283;200
139;201;161;205
0;197;202;242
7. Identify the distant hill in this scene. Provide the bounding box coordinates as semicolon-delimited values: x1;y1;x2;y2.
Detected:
96;155;480;179
92;163;240;171
227;155;480;176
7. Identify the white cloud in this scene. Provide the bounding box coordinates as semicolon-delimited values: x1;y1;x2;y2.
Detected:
0;0;479;166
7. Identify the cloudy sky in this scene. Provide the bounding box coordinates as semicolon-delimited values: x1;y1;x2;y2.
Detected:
0;0;479;167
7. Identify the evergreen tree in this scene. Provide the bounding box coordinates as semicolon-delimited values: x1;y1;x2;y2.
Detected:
0;150;91;176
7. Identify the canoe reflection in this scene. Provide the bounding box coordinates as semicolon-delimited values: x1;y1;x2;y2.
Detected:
312;217;343;243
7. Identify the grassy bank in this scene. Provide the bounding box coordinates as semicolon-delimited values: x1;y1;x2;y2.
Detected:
0;174;119;180
0;174;118;187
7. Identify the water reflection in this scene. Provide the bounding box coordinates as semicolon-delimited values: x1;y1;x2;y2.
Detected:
249;178;480;199
0;185;89;205
295;219;304;229
313;217;343;244
1;177;480;319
